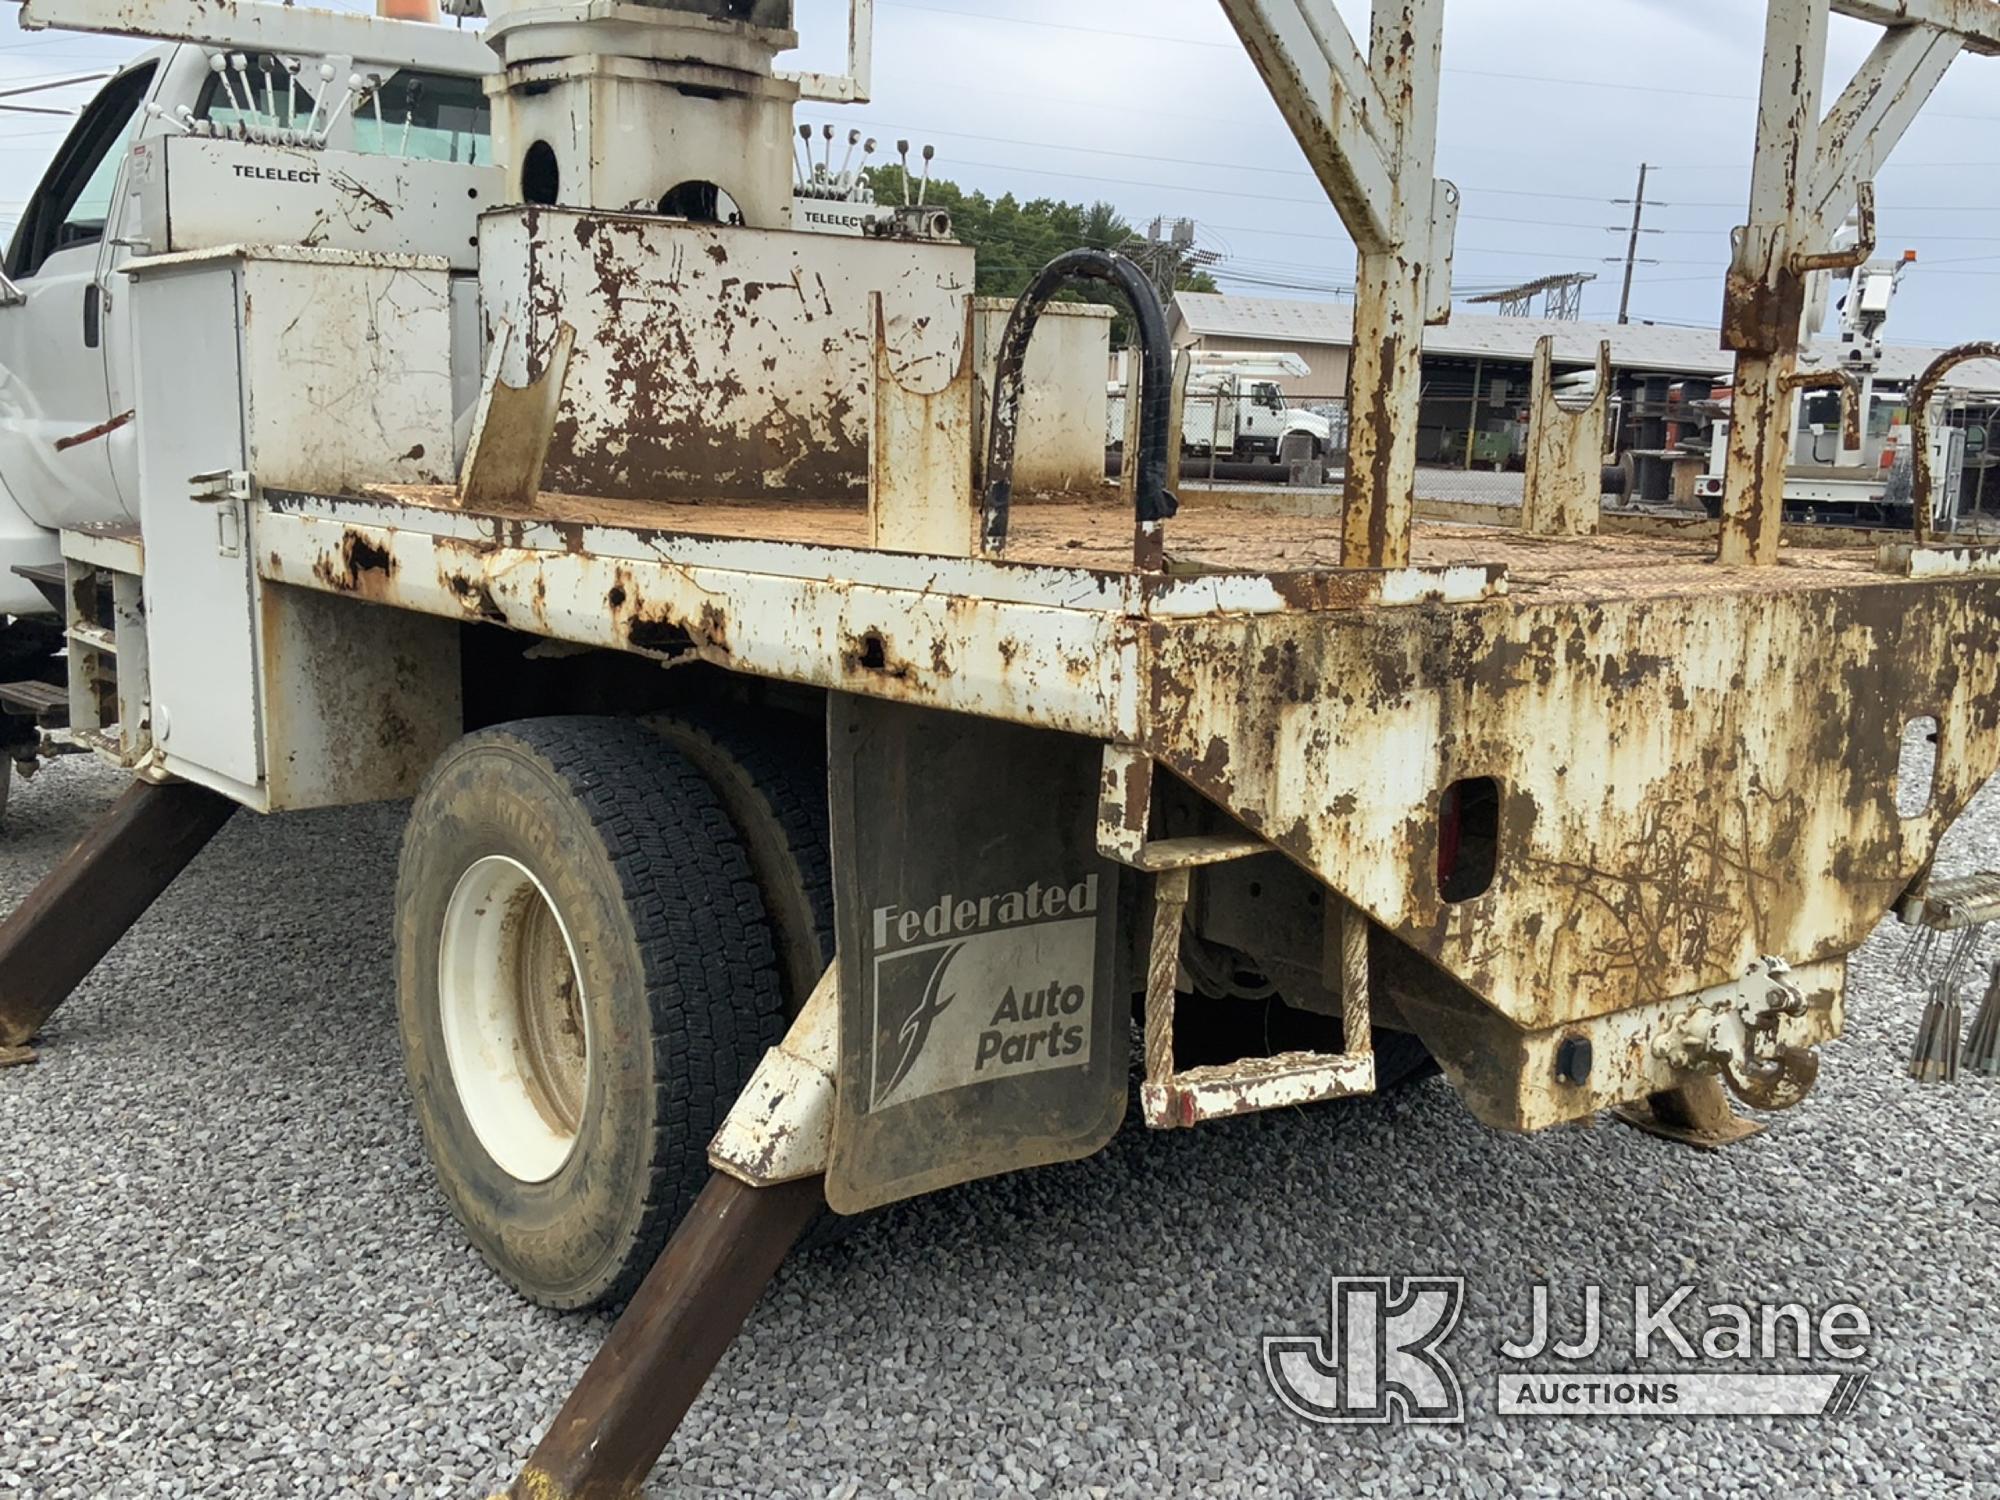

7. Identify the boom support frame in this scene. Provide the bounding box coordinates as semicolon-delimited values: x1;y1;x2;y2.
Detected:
1217;0;1458;569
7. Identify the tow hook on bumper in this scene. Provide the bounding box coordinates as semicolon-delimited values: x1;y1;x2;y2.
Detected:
1647;957;1820;1112
1611;958;1827;1150
1397;956;1842;1135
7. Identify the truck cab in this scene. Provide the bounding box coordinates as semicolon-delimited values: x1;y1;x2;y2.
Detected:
1231;378;1287;453
1106;349;1336;465
1693;379;1967;527
0;50;168;610
0;40;494;618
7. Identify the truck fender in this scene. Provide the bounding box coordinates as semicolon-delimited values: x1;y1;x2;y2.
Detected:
0;461;63;618
1280;411;1331;453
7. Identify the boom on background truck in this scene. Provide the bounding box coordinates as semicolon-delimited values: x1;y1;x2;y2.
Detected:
1691;222;1973;527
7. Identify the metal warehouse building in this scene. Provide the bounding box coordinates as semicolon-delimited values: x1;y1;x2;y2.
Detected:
1170;291;2000;503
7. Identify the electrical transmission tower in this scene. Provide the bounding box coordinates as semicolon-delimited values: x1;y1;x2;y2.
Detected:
1465;271;1597;320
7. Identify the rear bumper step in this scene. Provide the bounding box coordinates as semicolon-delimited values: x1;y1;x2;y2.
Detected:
1142;1049;1377;1128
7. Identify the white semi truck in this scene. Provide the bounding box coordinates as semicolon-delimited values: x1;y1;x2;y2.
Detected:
3;1;2000;1495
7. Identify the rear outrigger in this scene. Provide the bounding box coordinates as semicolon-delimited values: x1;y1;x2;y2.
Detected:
4;0;2000;1493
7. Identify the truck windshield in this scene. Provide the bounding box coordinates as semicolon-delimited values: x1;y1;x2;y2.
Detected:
197;57;491;165
6;61;158;279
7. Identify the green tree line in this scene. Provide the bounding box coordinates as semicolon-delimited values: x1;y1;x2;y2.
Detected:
858;167;1219;314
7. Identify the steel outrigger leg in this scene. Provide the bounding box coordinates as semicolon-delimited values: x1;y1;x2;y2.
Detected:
503;1171;827;1500
1612;1074;1763;1149
0;778;237;1065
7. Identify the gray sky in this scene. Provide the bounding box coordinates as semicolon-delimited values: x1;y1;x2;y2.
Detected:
4;0;1996;345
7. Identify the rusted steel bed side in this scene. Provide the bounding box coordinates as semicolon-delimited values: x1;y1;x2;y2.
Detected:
251;487;1527;756
256;498;1151;742
1145;571;2000;1029
256;476;2000;1038
253;483;1905;718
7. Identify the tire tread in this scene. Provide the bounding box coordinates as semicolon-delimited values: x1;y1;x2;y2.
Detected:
403;715;786;1308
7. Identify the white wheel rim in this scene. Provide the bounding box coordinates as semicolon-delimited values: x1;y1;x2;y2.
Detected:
438;855;592;1183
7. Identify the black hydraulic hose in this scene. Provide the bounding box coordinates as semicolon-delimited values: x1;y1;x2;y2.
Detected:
982;249;1177;558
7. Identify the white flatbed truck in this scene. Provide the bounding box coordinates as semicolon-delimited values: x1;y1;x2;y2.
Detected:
2;1;2000;1495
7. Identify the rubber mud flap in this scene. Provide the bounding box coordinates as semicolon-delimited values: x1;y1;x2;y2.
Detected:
825;696;1127;1214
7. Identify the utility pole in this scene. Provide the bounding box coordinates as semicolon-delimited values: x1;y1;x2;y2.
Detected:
1130;217;1215;305
1617;162;1650;325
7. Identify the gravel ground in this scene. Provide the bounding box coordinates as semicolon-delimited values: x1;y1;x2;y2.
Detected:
3;753;1998;1498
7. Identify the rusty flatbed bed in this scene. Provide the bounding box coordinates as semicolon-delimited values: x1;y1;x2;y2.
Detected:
257;477;2000;1069
355;484;1901;603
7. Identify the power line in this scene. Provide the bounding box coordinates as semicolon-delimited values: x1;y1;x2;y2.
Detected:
849;118;1340;182
1634;266;2000;284
882;145;2000;270
895;144;2000;232
933;152;1325;205
0;40;131;59
0;68;117;89
858;119;1717;229
1444;212;1639;231
877;1;2000;122
1465;186;1679;203
872;131;1710;236
859;113;2000;231
881;1;1233;49
1651;159;2000;172
870;62;2000;171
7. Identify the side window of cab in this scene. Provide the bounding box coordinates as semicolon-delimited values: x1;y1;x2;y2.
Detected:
6;62;158;282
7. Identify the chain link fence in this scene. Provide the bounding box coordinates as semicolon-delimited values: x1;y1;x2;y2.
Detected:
1114;381;2000;524
1124;389;1527;510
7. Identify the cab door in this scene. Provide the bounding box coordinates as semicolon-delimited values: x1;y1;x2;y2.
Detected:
0;59;160;531
1240;381;1283;450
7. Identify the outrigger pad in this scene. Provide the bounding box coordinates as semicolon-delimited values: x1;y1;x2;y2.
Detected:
825;697;1127;1214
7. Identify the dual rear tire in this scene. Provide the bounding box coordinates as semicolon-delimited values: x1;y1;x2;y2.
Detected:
398;713;1422;1309
395;713;826;1309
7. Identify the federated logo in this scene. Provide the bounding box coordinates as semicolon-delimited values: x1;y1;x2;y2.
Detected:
866;877;1099;1111
1263;1277;1873;1425
1263;1277;1466;1425
874;941;962;1106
